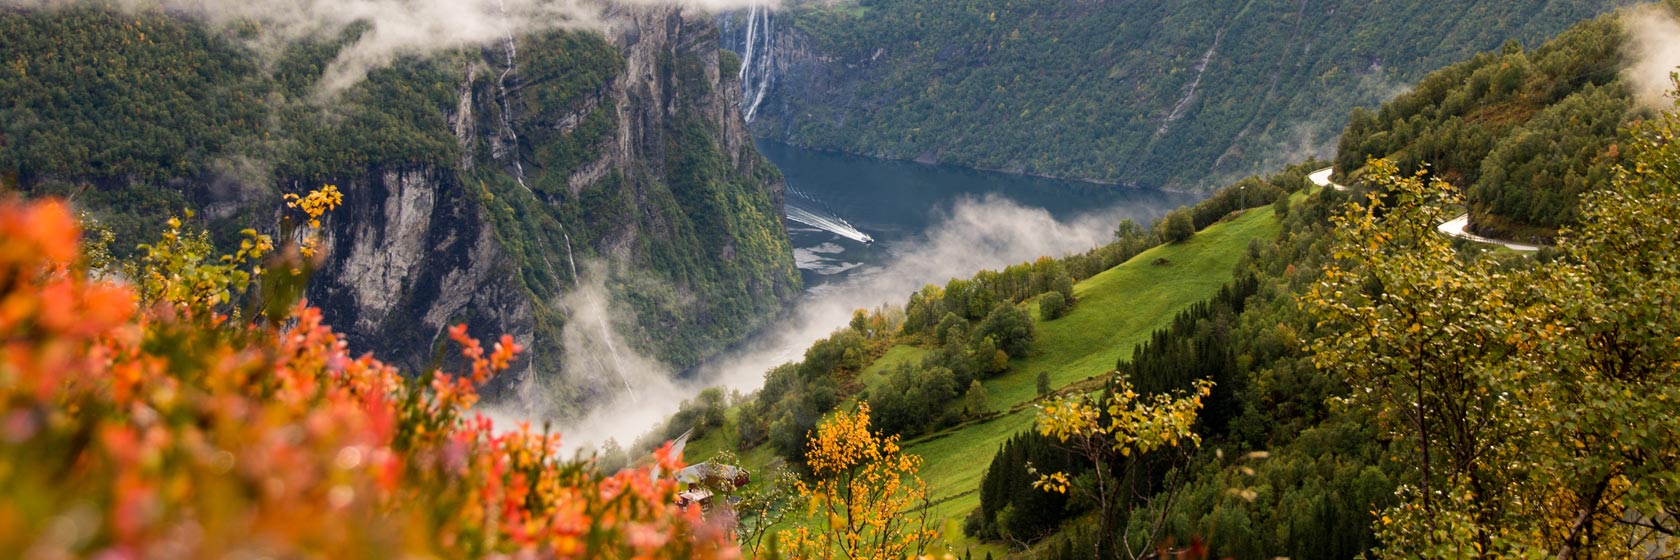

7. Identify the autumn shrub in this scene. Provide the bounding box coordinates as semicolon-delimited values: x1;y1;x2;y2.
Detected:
0;196;734;558
778;402;938;559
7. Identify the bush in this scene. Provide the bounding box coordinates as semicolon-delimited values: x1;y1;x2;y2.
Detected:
1039;291;1068;320
872;363;961;438
935;312;969;345
0;198;732;558
964;380;992;418
1161;208;1196;243
974;302;1035;357
1273;191;1292;218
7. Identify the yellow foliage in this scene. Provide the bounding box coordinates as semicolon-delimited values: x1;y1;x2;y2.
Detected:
283;184;343;229
781;402;939;559
0;198;731;558
283;185;343;258
1031;378;1212;527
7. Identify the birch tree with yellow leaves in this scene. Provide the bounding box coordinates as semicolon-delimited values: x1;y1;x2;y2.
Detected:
1305;97;1680;557
779;402;938;559
1032;377;1212;559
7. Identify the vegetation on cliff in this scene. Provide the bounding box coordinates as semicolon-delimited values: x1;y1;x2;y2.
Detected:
0;5;800;413
745;0;1625;189
1335;8;1653;241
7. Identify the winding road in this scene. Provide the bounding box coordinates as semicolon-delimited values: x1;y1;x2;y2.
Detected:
1307;167;1541;252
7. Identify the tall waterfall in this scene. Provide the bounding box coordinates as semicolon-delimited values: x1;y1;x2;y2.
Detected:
493;0;531;192
566;233;639;402
734;5;776;123
489;4;636;403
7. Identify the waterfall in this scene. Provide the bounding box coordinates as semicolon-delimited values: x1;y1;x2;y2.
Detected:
493;0;531;192
559;234;637;401
592;303;637;400
562;232;581;282
738;5;757;82
1158;30;1224;137
737;6;775;123
487;3;634;402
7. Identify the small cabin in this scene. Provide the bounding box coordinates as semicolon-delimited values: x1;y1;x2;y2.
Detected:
673;461;751;511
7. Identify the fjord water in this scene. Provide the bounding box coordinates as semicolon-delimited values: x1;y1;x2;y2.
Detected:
761;140;1198;288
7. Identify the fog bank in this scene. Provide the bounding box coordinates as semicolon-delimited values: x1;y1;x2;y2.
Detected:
553;195;1168;453
1624;5;1680;111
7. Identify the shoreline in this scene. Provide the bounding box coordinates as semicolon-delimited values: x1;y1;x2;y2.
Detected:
753;138;1205;195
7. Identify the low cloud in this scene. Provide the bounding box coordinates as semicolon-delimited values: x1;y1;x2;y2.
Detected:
6;0;774;97
1624;5;1680;111
479;260;688;454
551;195;1179;454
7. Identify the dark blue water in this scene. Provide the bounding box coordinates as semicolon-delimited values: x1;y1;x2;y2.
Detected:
758;141;1199;288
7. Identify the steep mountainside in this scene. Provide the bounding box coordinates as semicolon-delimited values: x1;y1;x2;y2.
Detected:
0;5;800;417
1335;4;1677;242
722;0;1628;190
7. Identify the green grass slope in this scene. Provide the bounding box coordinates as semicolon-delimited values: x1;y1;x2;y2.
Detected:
905;205;1280;550
987;206;1281;410
679;203;1281;554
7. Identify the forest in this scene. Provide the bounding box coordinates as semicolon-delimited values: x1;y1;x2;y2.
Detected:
1334;6;1653;242
987;9;1680;550
749;0;1627;190
649;5;1680;557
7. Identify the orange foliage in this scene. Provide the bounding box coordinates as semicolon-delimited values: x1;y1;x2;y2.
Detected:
0;197;736;558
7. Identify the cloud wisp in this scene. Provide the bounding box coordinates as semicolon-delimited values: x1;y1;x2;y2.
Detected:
6;0;774;97
1624;5;1680;111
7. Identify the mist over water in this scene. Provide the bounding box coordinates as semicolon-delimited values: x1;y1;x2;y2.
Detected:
552;142;1195;453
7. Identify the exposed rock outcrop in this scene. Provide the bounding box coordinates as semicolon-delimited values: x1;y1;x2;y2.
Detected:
305;8;799;416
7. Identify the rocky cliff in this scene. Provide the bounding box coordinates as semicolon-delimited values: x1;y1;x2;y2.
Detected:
0;6;800;418
314;8;803;414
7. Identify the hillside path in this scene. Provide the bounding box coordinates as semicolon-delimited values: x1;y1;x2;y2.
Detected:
1308;167;1541;252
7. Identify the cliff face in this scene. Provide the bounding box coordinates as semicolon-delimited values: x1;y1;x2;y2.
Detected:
0;6;798;419
718;8;822;135
308;167;532;380
308;8;800;414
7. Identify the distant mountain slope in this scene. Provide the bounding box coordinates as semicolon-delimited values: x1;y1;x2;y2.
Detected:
724;0;1628;190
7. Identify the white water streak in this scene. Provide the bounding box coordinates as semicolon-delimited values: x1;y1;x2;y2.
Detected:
561;236;638;400
785;202;873;244
1158;30;1223;136
739;5;773;123
493;0;533;193
738;4;757;81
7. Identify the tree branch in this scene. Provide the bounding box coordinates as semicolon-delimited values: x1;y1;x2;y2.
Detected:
1556;472;1612;560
